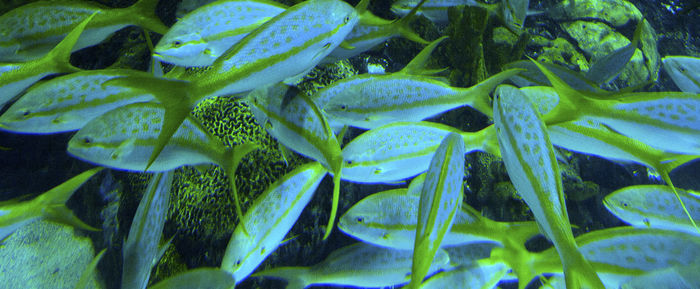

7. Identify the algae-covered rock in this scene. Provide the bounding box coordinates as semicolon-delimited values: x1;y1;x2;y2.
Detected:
561;20;649;86
530;36;590;71
551;0;643;27
0;221;101;289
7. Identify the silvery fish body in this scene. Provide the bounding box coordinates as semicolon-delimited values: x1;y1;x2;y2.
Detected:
0;69;155;134
391;0;484;23
604;185;700;236
494;84;603;289
341;121;496;183
122;172;173;289
221;162;326;283
187;0;359;100
532;227;700;289
154;0;287;67
67;102;226;172
410;132;465;288
0;0;167;61
420;262;508;289
317;70;518;129
254;243;451;289
0;63;52;108
339;189;492;250
662;55;700;93
148;268;236;289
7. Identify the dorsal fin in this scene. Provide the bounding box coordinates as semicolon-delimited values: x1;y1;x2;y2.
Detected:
398;36;448;75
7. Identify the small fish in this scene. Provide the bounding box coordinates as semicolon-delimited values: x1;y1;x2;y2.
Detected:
520;227;700;289
341;121;498;183
585;19;644;85
604;185;700;236
324;0;429;61
0;69;155;134
420;261;508;289
253;242;451;289
662;55;700;93
504;60;605;93
104;0;360;173
0;0;168;61
0;12;96;108
493;84;604;289
154;0;288;67
221;162;326;283
248;83;343;240
339;188;539;250
391;0;487;24
0;167;102;242
317;37;521;129
67;102;257;227
122;172;173;289
147;268;236;289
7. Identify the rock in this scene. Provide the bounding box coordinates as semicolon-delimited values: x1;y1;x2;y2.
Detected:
0;221;101;289
550;0;643;27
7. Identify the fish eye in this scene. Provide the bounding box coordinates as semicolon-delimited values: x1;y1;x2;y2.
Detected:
356;217;363;223
622;202;628;207
172;40;182;47
83;137;91;144
235;259;241;266
344;16;350;24
22;110;30;117
339;104;347;110
346;160;353;165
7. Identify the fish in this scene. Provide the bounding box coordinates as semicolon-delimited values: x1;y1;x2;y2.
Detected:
419;261;508;289
339;187;539;250
493;84;604;289
518;227;700;289
248;83;343;240
408;132;464;289
67;102;257;229
504;60;605;93
341;121;499;184
221;162;326;283
147;268;236;289
104;0;360;173
584;19;644;85
0;12;96;109
662;55;700;93
604;185;700;236
122;171;174;289
391;0;487;24
0;0;168;61
619;261;700;289
154;0;288;67
253;242;451;289
316;37;521;129
323;0;429;62
0;69;155;134
0;167;102;242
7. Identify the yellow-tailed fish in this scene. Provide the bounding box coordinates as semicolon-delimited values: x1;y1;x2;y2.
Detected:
248;83;343;240
604;185;700;236
662;55;700;93
67;102;257;229
0;12;96;108
0;167;102;242
74;248;106;289
221;162;326;283
0;0;167;61
619;261;700;289
317;37;521;129
0;69;155;134
518;227;700;289
253;242;451;289
122;172;173;289
519;86;699;225
341;121;499;183
504;60;605;93
419;261;508;289
493;84;604;289
531;58;700;156
408;132;464;289
339;187;539;250
148;268;236;289
154;0;288;67
323;0;429;62
104;0;359;172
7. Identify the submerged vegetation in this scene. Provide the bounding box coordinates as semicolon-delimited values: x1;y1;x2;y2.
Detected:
0;0;699;289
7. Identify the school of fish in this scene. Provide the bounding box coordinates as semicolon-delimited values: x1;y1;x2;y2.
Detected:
0;0;699;288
